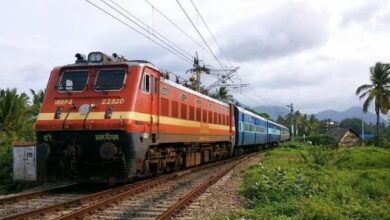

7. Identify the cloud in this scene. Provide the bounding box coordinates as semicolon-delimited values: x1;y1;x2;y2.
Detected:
340;0;390;31
218;2;328;62
341;0;382;26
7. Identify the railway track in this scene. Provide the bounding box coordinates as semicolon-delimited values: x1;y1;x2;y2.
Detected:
83;154;254;220
0;183;86;218
0;153;255;220
157;155;251;220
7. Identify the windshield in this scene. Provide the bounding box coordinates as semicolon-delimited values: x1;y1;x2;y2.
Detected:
58;70;88;92
95;69;126;91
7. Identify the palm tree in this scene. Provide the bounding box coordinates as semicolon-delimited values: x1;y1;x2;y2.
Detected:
30;89;45;119
211;87;233;102
356;62;390;146
0;88;30;141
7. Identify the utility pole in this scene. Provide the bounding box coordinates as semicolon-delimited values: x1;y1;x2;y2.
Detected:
187;53;209;92
286;103;294;141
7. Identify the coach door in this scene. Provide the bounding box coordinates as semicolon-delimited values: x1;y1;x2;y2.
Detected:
144;68;160;143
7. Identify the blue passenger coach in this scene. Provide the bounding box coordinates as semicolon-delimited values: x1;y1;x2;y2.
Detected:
234;106;268;149
280;125;290;141
267;120;282;144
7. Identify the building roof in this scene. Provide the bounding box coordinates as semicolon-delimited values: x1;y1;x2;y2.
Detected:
326;127;360;142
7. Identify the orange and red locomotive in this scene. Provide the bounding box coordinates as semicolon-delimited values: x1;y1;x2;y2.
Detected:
35;52;235;182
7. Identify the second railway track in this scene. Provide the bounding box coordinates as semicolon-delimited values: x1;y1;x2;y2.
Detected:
0;183;90;218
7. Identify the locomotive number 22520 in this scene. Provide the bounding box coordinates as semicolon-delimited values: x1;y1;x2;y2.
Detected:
101;98;125;105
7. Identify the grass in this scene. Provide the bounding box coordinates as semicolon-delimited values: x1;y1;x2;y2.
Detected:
213;143;390;219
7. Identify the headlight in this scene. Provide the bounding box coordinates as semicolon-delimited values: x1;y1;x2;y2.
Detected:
54;107;63;119
88;52;103;63
99;142;117;160
105;106;113;119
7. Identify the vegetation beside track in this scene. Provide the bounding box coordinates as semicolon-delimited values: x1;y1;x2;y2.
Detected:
213;143;390;219
0;89;43;194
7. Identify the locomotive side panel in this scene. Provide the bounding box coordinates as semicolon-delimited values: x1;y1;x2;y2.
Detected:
140;77;235;171
157;79;232;143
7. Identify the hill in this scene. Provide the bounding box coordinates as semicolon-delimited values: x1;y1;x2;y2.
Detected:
316;106;385;124
253;106;289;120
253;105;385;124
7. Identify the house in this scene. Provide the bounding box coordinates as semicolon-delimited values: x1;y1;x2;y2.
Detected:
326;128;361;147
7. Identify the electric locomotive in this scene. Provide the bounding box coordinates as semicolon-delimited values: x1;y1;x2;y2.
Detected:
35;52;235;182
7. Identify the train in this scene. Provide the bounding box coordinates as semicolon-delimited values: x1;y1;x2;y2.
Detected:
34;51;290;182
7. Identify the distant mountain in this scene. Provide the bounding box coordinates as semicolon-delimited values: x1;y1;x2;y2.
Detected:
253;105;385;124
316;106;385;124
254;105;290;120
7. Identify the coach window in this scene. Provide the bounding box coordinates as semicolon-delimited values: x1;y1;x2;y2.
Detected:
196;108;201;122
58;70;88;92
172;101;179;118
202;109;207;123
208;111;212;123
142;74;150;93
244;123;249;132
181;103;187;119
189;106;195;120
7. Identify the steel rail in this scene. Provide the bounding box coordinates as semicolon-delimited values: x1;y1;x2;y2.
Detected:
157;154;254;220
2;154;252;220
1;176;171;220
0;183;79;205
52;158;236;220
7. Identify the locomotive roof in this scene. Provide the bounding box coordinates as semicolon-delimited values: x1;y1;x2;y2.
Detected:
161;78;229;108
61;60;156;68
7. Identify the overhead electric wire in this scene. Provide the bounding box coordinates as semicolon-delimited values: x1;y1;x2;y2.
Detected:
143;0;213;59
100;0;193;62
85;0;192;64
108;0;193;59
206;66;240;90
175;0;225;69
189;0;232;67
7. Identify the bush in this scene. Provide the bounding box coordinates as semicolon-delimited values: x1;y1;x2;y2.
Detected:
0;139;13;193
237;145;390;219
306;147;335;166
307;134;337;147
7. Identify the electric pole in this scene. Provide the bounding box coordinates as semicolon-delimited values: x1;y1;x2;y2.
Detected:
286;103;294;141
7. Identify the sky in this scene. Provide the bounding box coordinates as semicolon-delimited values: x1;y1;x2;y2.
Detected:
1;0;390;114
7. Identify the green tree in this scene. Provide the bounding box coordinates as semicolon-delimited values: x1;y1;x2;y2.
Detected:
0;88;30;142
258;112;270;120
210;87;233;102
0;88;32;191
308;114;319;134
339;118;373;135
356;62;390;146
30;89;44;119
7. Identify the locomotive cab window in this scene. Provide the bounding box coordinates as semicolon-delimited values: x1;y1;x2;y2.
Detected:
58;70;88;92
95;69;126;91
